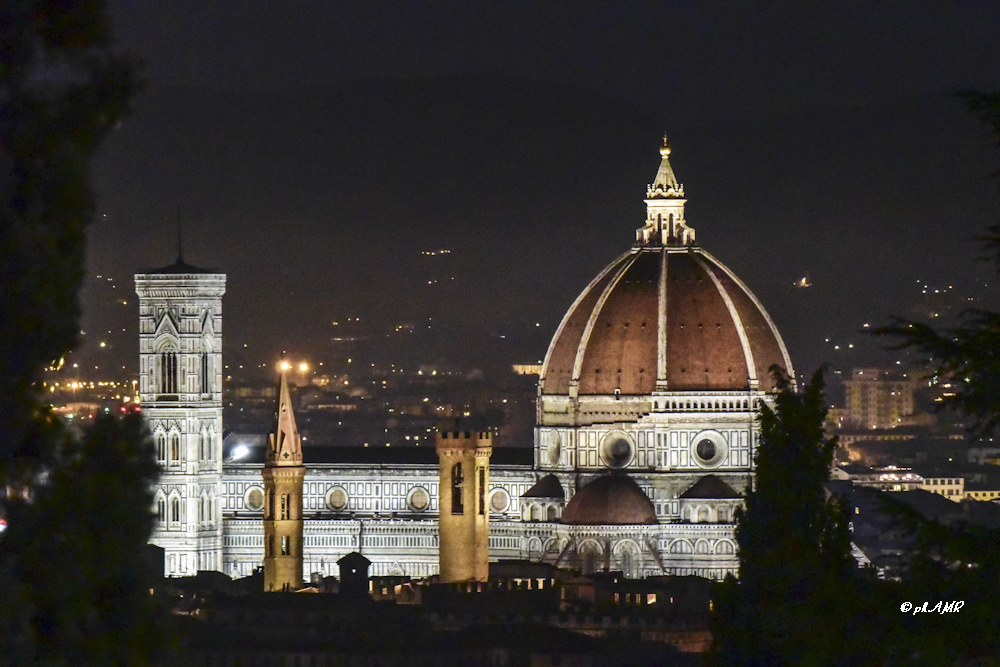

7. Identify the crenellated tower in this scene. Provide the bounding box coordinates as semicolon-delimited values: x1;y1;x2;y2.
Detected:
135;258;225;576
436;431;492;582
262;368;305;591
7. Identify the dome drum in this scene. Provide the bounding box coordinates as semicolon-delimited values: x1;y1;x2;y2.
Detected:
537;424;754;474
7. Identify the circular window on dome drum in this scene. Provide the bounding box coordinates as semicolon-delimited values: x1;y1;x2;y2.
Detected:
244;487;264;511
696;439;715;460
406;486;429;512
546;430;562;466
600;431;635;469
489;488;510;513
326;486;349;512
691;430;727;468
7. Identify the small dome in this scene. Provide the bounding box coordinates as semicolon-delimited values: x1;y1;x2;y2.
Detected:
522;474;565;499
561;474;658;525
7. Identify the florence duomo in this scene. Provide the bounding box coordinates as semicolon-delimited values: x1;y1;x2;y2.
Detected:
136;140;791;583
8;2;1000;663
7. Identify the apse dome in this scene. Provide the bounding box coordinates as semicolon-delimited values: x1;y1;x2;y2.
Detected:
560;474;658;525
539;138;792;398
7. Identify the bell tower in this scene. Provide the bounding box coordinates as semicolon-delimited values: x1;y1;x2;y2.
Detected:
262;368;305;591
135;257;225;576
436;431;492;582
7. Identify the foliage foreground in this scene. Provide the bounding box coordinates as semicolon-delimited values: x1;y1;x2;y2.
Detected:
1;2;168;665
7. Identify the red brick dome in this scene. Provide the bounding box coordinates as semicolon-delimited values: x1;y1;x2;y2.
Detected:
540;246;792;396
561;474;658;525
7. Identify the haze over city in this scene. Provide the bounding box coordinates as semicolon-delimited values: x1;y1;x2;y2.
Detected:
74;0;1000;385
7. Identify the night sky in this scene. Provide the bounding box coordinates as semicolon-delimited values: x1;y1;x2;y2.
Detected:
80;1;1000;382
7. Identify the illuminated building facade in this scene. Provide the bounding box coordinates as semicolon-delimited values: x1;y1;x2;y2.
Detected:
843;368;919;429
262;370;306;590
142;140;794;581
135;260;226;576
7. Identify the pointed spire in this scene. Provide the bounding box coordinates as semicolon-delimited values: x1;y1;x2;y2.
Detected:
646;135;684;199
266;362;303;467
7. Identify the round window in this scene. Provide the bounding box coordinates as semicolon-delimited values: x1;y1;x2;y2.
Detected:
327;487;348;511
245;487;264;511
546;431;562;466
600;432;634;468
489;488;510;513
407;487;429;512
696;439;716;461
691;430;727;467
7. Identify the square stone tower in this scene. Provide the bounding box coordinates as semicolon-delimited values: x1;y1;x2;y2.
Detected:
436;431;492;582
135;259;225;576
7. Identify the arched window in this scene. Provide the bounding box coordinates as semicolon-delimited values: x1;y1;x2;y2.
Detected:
530;504;542;521
158;347;177;394
156;498;166;524
200;351;209;393
171;497;181;523
546;505;558;521
527;538;542;559
156;433;166;462
170;433;180;462
621;550;633;578
582;548;597;575
451;463;464;515
697;506;710;523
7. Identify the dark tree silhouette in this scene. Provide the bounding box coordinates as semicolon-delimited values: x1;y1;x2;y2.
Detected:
874;91;1000;441
0;2;165;664
870;89;1000;664
707;369;894;666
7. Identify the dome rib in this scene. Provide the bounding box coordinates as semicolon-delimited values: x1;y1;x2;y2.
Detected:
691;253;758;389
656;248;668;389
540;250;630;395
577;251;659;395
699;250;795;389
571;252;641;393
663;252;749;390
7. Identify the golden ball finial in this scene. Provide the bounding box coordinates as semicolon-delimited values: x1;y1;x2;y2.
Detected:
660;134;671;157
